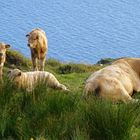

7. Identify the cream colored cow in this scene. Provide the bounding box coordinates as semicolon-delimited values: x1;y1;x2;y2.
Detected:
0;42;11;81
26;28;48;71
84;58;140;103
8;69;68;92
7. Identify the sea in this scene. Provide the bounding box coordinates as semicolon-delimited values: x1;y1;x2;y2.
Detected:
0;0;140;64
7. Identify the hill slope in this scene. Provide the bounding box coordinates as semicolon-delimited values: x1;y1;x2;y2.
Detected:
1;50;140;140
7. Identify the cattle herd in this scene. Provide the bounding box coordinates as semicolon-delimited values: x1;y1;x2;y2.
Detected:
0;28;140;103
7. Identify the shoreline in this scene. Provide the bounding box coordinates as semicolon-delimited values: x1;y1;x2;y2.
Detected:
7;49;116;66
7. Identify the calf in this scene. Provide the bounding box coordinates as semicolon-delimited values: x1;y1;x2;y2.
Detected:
8;69;68;92
0;42;11;80
26;28;48;71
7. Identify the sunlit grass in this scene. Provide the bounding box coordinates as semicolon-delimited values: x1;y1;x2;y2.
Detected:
0;50;140;139
1;79;140;140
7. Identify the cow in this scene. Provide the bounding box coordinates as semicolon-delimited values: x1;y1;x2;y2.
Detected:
26;28;48;71
8;69;68;92
0;42;11;81
84;58;140;103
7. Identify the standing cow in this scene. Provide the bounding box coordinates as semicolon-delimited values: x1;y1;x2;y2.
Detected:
26;28;48;71
0;42;11;81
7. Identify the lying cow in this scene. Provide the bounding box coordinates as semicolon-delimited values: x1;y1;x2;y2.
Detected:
26;28;48;71
0;42;11;81
8;69;68;92
84;58;140;103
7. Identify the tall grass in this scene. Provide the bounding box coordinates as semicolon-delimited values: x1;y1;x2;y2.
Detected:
0;79;140;140
2;49;140;139
77;98;140;140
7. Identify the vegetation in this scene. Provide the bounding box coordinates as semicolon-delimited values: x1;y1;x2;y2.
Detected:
96;58;116;65
0;50;140;140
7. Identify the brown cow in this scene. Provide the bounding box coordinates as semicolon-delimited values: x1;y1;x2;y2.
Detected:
0;42;11;81
84;58;140;103
26;28;48;71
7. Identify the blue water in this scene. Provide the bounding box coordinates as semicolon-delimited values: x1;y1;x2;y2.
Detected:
0;0;140;64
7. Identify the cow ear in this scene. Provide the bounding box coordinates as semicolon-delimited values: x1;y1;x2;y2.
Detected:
26;34;29;37
7;70;12;74
18;71;22;76
5;44;11;49
36;35;39;40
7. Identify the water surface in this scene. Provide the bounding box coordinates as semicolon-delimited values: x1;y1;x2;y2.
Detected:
0;0;140;64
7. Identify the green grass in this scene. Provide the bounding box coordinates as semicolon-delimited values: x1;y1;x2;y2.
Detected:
0;49;140;140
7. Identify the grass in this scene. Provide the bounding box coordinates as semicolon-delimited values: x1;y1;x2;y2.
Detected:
0;49;140;140
77;98;140;140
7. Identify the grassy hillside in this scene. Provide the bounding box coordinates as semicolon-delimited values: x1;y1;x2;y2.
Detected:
1;50;140;140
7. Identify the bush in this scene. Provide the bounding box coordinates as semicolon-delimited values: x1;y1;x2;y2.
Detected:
57;63;102;74
5;49;31;69
96;58;115;65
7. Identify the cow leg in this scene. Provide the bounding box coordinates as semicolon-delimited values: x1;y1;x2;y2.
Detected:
134;83;140;92
0;67;3;82
32;57;38;71
46;74;68;91
101;79;138;103
118;87;138;103
39;58;45;71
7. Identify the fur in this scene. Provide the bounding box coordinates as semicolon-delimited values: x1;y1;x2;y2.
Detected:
8;69;68;92
84;58;140;103
0;42;11;81
26;28;48;71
